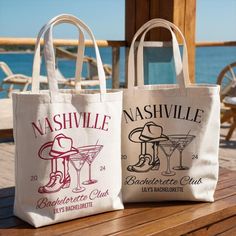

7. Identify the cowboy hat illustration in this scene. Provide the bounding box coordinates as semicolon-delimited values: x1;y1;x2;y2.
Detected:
38;133;78;194
128;122;168;172
38;133;78;160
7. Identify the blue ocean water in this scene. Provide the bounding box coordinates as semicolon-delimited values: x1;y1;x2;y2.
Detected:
0;46;236;98
143;46;236;85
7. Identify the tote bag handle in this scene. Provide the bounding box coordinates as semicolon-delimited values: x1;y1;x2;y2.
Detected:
32;14;106;94
127;19;190;90
32;14;85;93
136;22;186;89
44;18;87;91
44;20;85;91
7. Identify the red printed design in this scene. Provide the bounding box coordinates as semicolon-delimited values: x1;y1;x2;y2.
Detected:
38;133;103;194
70;142;103;193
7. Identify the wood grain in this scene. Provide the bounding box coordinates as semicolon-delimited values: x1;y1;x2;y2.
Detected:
135;0;150;41
0;38;127;47
158;0;174;41
125;0;136;45
173;0;186;43
184;0;196;82
149;0;160;40
112;47;120;89
186;215;236;236
0;168;236;235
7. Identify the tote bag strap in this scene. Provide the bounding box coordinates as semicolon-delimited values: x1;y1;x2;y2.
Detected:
44;21;85;91
32;15;77;92
127;18;190;90
136;22;186;90
32;14;106;94
32;15;85;93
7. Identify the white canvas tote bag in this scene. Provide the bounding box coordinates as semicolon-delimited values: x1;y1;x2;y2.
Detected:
13;14;123;227
121;19;220;202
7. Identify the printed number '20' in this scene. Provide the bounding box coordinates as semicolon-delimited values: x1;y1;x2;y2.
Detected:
31;175;38;181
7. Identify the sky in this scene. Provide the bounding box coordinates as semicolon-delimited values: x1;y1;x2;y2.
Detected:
196;0;236;41
0;0;125;40
0;0;236;42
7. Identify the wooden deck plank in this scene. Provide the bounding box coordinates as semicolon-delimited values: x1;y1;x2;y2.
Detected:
0;192;236;235
0;98;13;130
61;204;196;236
217;169;236;182
0;196;14;209
217;178;236;191
186;215;236;236
0;170;236;235
1;202;154;233
0;143;15;188
0;206;13;219
0;187;14;198
218;226;236;236
57;177;236;235
111;195;236;236
214;185;236;200
0;130;236;235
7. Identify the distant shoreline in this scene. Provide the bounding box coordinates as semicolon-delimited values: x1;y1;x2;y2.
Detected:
0;50;33;54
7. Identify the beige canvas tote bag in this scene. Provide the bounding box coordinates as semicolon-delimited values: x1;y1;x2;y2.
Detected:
121;19;220;202
13;14;123;227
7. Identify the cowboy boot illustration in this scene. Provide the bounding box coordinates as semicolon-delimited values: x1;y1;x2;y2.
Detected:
151;142;161;170
38;172;64;193
129;154;153;172
62;156;71;188
128;142;154;172
127;142;146;171
38;158;63;193
38;156;71;194
38;134;78;194
128;122;168;173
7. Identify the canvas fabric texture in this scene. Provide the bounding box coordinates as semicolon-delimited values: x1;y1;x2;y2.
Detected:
13;14;123;227
121;19;220;202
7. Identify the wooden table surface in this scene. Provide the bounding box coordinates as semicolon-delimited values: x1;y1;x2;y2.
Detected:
0;98;12;130
0;167;236;236
0;98;13;140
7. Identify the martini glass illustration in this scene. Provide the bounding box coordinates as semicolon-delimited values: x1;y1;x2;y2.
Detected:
70;153;87;193
159;139;179;176
82;141;103;185
168;133;195;170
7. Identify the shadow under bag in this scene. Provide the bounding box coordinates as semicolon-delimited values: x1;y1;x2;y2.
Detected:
121;19;220;202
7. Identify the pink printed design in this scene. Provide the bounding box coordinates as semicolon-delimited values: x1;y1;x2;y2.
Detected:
70;143;103;193
38;134;78;194
38;133;103;194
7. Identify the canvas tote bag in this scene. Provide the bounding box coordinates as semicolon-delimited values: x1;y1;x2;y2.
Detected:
121;19;220;202
13;14;123;227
